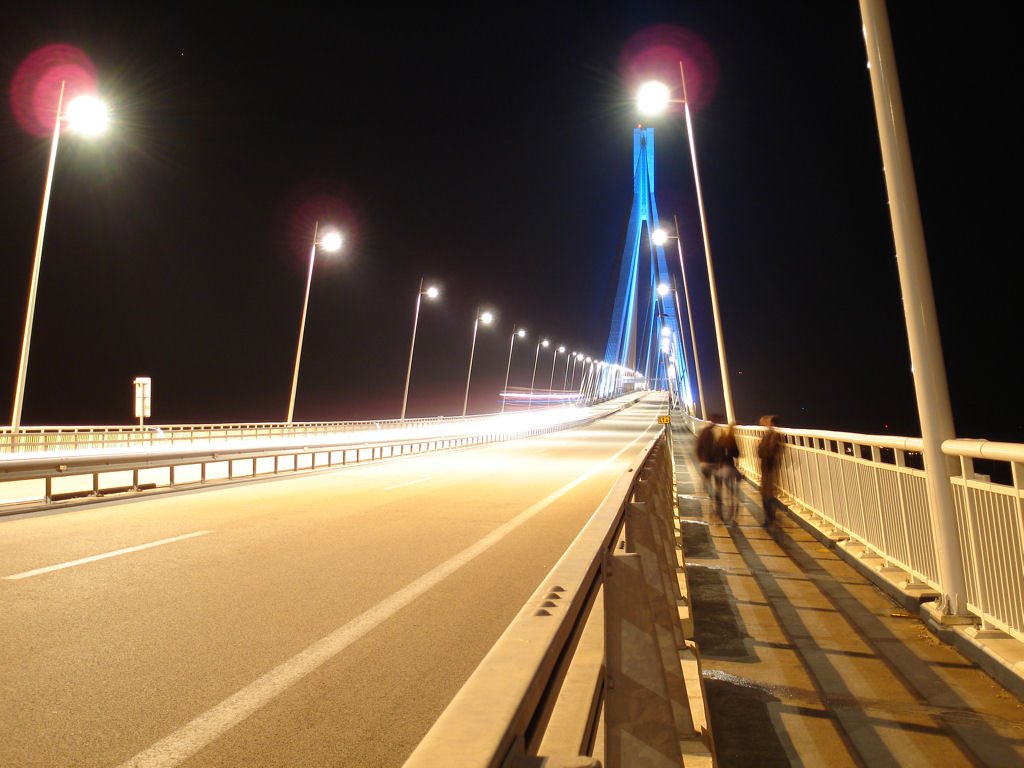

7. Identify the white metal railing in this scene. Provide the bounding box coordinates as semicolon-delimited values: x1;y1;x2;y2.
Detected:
0;396;632;456
722;421;1024;643
0;396;643;512
0;413;493;455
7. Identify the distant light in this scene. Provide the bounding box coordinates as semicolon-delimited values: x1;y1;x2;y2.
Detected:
517;328;526;338
661;326;671;337
542;339;549;347
576;353;584;360
657;282;670;297
320;231;343;251
425;285;440;299
66;95;108;135
652;228;669;246
557;345;565;354
637;80;671;116
480;311;494;325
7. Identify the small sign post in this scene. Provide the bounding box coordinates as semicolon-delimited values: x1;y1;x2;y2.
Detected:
134;377;152;426
658;415;671;424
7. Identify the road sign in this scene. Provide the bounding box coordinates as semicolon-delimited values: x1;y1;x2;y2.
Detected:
134;376;151;425
658;415;671;424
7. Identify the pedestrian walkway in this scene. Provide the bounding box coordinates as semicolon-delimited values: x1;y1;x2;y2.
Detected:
670;426;1024;767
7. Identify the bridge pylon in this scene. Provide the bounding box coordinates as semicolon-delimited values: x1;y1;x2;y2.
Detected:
604;126;691;409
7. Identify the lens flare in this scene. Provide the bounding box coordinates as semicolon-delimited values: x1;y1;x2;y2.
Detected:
10;44;98;137
619;25;718;113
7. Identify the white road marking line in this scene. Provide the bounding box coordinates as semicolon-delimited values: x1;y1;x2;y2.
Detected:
382;477;430;491
3;531;214;581
117;417;659;768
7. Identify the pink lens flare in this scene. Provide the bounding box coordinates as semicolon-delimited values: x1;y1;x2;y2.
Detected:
620;25;719;114
10;43;98;137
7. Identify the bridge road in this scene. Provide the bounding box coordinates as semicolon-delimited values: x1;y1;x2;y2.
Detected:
0;397;664;768
670;425;1024;767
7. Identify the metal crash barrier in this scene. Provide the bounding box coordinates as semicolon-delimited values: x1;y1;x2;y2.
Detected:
403;430;712;768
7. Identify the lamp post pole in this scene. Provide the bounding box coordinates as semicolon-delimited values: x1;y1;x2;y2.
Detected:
672;212;705;417
12;81;108;433
678;62;734;424
529;339;548;410
502;326;525;413
641;68;734;422
562;351;572;390
401;279;439;421
548;345;564;392
288;222;342;423
462;309;492;417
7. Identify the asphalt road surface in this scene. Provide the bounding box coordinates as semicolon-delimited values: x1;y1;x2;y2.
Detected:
0;397;664;767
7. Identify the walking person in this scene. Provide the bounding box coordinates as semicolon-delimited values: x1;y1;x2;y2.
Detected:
715;422;740;523
757;415;784;527
695;415;721;516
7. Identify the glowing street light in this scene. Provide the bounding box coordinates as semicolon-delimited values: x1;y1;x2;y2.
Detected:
462;308;494;417
401;278;440;420
11;83;109;433
529;338;549;410
502;325;527;413
639;66;735;424
287;222;343;423
654;218;706;419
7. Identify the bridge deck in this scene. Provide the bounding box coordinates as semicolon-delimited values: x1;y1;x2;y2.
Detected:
671;427;1024;766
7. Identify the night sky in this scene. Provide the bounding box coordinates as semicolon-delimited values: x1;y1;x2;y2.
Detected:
0;4;1017;442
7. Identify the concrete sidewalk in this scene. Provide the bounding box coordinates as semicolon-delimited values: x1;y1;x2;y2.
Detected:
670;426;1024;767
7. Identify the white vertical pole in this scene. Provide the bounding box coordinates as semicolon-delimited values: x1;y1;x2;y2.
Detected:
859;0;967;614
463;314;481;417
673;214;706;419
12;81;66;433
288;221;319;424
501;328;518;413
680;62;735;425
401;278;425;421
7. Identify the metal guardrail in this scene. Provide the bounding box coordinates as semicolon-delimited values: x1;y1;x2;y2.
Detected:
724;422;1024;644
403;430;711;768
0;415;604;513
0;413;499;455
0;395;645;513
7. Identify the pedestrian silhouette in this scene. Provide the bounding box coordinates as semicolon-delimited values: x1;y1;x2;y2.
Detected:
695;415;721;512
757;415;784;526
715;422;740;522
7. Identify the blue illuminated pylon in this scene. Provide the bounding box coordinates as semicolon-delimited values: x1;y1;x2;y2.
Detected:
603;126;690;406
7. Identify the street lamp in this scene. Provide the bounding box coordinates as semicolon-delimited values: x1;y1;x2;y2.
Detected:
401;278;440;420
639;65;735;424
502;326;527;412
287;222;343;423
570;352;584;390
529;338;549;410
549;345;565;391
11;82;109;433
654;220;706;419
462;308;494;417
